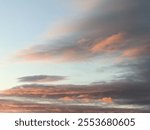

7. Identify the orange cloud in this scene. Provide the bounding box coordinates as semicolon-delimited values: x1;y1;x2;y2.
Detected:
14;32;127;63
122;45;150;58
15;45;90;63
1;85;96;97
98;97;113;103
91;33;125;53
0;99;65;112
59;96;74;102
15;48;53;62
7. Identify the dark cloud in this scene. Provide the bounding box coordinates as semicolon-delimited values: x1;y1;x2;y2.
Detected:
0;80;150;112
115;57;150;83
96;56;150;85
18;75;67;83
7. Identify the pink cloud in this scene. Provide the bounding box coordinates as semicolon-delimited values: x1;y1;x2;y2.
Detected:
122;45;150;58
91;33;125;53
59;96;74;102
15;48;53;61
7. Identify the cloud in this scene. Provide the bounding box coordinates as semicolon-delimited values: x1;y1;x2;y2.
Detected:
122;44;150;58
15;47;53;61
73;0;102;13
59;96;74;102
0;79;150;112
15;32;126;62
13;0;150;63
0;98;147;113
91;33;125;53
99;97;113;104
93;38;150;84
18;75;67;83
14;0;150;63
15;42;90;62
118;58;150;83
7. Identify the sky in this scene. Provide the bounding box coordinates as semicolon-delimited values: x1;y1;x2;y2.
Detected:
0;0;150;112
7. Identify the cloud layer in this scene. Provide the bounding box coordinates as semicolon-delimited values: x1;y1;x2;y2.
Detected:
0;79;150;112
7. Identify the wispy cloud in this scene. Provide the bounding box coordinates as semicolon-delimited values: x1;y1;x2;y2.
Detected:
122;44;150;58
91;33;125;53
18;75;67;83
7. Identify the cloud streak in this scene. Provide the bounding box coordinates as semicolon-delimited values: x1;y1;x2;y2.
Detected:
122;44;150;58
18;75;67;83
91;33;125;53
